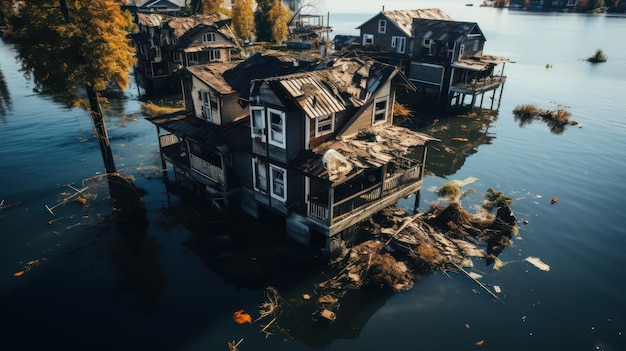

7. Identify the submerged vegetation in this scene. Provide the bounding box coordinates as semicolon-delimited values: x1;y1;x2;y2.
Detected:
586;49;608;63
512;103;578;134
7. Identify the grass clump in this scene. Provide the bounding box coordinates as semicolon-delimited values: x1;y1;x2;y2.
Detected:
484;187;512;210
141;100;185;117
437;182;461;200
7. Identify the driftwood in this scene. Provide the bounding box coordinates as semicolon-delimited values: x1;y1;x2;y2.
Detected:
452;262;504;304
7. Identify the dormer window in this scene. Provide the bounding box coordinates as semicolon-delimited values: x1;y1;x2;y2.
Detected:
378;19;386;34
202;33;215;43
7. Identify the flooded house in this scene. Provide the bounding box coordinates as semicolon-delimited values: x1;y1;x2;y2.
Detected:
356;9;510;109
148;53;437;257
147;53;319;212
131;13;241;92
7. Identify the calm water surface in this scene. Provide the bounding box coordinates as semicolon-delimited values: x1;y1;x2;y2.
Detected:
1;4;626;350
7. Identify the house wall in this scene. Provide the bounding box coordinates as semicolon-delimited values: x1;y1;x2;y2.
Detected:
359;14;408;51
189;30;233;49
340;79;394;136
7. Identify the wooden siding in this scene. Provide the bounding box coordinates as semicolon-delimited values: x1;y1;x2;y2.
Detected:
340;80;393;136
359;14;409;51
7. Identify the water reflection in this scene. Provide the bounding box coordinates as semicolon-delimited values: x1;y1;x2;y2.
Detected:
109;213;165;312
413;110;498;177
0;66;12;121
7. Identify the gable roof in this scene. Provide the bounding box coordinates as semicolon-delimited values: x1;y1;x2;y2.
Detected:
411;19;485;43
140;0;185;11
166;14;232;38
357;8;452;37
186;63;239;94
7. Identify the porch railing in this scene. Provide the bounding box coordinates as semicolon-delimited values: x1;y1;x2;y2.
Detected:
159;133;180;148
189;154;224;185
307;164;422;225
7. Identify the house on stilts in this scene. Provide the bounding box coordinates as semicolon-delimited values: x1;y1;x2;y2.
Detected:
354;8;512;110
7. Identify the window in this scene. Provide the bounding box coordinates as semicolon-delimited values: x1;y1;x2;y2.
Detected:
378;19;386;33
459;44;465;58
199;90;211;121
270;165;287;201
315;114;334;136
209;50;222;62
391;36;406;54
363;34;374;46
252;158;268;194
188;52;199;64
473;39;479;52
423;39;432;48
202;33;215;42
250;106;265;138
373;96;388;124
268;108;286;148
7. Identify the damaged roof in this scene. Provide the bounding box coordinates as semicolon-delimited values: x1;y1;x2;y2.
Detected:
358;8;452;37
166;14;231;37
136;13;166;27
452;55;513;71
257;58;405;117
297;125;438;185
186;63;239;94
411;19;484;43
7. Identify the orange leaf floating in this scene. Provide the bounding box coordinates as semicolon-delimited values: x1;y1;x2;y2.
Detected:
233;309;252;324
13;270;25;277
550;197;559;204
475;340;485;346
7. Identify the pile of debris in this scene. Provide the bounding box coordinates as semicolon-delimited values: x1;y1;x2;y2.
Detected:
314;196;518;298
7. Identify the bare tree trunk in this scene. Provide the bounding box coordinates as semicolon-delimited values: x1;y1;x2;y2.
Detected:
85;84;117;174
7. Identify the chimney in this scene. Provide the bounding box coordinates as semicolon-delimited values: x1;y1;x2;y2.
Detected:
382;6;385;11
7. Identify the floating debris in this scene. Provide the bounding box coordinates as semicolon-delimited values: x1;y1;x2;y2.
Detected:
551;197;559;204
524;256;551;272
233;310;252;324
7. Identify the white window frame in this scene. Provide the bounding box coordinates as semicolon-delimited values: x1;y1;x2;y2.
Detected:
250;106;265;139
209;49;222;62
363;33;374;46
372;96;388;125
391;36;406;54
315;114;334;137
378;19;386;34
252;158;268;194
269;164;287;202
459;44;465;58
268;108;286;148
202;32;215;43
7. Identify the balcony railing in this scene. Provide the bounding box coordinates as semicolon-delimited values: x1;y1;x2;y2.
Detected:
307;164;422;225
189;154;224;185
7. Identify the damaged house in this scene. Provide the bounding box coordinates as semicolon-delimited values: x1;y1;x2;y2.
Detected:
132;13;241;92
148;54;437;257
356;9;511;109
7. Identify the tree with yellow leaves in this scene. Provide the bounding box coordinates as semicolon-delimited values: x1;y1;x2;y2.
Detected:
268;0;291;43
200;0;225;14
231;0;255;42
7;0;143;213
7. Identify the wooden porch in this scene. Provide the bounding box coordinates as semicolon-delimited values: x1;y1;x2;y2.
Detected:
307;163;422;227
